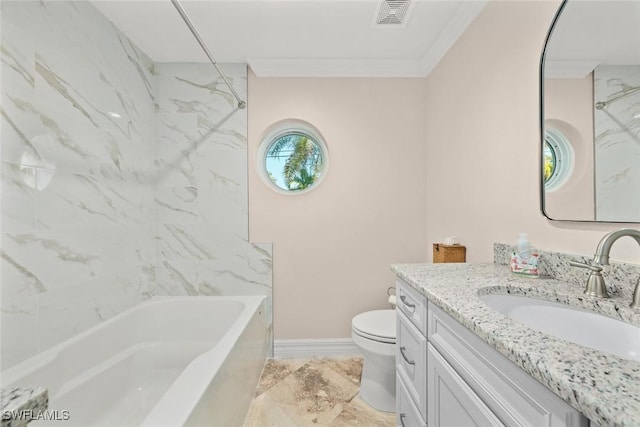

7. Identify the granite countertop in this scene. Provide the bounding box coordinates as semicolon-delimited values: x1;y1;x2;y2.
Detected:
391;262;640;427
0;388;48;427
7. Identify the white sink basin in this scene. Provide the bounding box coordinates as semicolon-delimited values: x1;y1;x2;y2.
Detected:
480;294;640;362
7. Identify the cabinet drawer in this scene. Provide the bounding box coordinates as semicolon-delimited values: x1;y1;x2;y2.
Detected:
397;376;426;427
397;310;427;420
428;302;588;427
397;279;427;335
428;343;504;427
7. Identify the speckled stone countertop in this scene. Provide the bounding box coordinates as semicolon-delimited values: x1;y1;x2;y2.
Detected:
0;388;48;427
391;262;640;427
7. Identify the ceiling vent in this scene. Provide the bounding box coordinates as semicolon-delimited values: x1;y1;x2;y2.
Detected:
374;0;412;26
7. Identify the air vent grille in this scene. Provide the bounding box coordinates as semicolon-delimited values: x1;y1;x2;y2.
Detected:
375;0;411;25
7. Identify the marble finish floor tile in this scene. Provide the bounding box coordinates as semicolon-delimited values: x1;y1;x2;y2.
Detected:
254;358;310;396
243;357;395;427
243;393;300;427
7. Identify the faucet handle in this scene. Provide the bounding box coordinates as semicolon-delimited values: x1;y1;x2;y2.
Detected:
569;260;609;298
569;260;603;272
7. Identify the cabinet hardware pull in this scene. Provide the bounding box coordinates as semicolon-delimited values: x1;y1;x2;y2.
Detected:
400;346;415;365
400;295;416;311
400;413;407;427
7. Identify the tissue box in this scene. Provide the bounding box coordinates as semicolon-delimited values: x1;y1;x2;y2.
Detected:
510;252;539;277
433;244;466;263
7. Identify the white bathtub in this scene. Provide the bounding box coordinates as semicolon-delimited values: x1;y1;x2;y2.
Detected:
1;296;267;427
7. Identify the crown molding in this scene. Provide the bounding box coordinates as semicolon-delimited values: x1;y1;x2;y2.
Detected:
418;0;487;76
249;1;487;78
544;60;599;79
248;58;425;78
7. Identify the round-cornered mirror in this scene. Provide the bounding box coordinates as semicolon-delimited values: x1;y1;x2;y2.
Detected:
540;0;640;222
257;120;329;194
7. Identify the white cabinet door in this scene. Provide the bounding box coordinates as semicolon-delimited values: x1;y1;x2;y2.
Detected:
397;375;427;427
428;343;504;427
428;302;588;427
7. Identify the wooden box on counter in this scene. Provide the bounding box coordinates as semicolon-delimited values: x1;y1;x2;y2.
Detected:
433;244;466;263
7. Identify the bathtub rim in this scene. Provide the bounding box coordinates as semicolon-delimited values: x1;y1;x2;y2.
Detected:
1;296;266;394
141;295;266;427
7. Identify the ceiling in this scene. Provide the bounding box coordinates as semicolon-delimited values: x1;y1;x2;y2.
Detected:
544;0;640;78
91;0;487;77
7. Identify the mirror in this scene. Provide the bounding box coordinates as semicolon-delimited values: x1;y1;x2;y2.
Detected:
541;0;640;222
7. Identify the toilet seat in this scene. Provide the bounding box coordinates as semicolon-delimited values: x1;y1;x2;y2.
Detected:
352;310;396;344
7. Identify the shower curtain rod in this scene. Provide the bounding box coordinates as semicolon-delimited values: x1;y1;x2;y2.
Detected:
595;86;640;110
170;0;246;109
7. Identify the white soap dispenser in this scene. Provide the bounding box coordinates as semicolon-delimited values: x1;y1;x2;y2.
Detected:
511;233;539;277
517;233;531;260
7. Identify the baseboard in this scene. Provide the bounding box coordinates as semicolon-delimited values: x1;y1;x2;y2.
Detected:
273;338;362;359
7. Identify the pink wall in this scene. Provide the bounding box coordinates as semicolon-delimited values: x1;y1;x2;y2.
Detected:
424;0;639;265
248;74;428;339
544;76;595;220
249;0;640;341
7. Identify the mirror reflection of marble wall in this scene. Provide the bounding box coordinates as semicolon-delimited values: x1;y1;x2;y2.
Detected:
541;0;640;222
594;65;640;221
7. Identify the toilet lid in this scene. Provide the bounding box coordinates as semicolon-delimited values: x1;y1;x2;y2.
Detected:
352;310;396;343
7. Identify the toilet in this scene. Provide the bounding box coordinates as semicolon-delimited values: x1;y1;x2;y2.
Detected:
351;309;396;412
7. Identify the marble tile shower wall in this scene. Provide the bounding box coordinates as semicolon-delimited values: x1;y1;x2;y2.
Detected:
152;62;272;339
0;1;272;370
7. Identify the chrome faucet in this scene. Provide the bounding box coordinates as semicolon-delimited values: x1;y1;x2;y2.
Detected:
571;229;640;305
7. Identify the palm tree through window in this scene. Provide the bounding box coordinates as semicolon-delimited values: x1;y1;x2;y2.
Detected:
265;133;324;191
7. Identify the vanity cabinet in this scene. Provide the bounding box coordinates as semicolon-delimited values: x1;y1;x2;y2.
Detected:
396;280;428;427
427;342;502;426
396;279;588;427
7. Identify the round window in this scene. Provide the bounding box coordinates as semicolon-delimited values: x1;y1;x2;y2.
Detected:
257;120;329;194
543;127;574;192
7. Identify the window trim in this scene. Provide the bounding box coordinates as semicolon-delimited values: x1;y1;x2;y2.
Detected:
544;127;574;192
256;119;329;195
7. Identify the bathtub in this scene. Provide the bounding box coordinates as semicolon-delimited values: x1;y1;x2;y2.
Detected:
1;296;267;427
